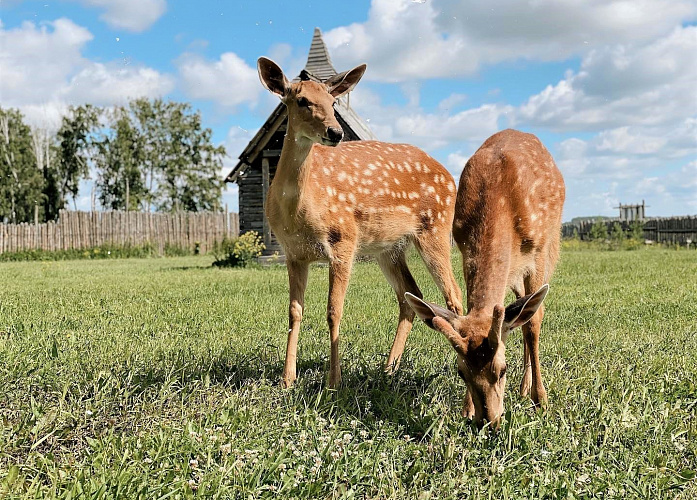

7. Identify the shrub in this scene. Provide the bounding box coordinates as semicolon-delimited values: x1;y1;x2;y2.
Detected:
0;242;192;262
629;220;644;241
589;218;608;241
212;231;265;268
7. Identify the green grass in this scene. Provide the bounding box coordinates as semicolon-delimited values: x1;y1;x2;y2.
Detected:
1;248;696;498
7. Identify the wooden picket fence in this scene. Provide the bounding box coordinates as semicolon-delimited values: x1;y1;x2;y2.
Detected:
0;209;240;255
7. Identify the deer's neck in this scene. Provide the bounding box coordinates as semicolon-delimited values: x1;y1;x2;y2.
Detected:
272;124;315;202
464;225;513;314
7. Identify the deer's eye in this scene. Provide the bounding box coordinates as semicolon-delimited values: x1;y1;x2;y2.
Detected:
297;97;310;108
499;366;507;380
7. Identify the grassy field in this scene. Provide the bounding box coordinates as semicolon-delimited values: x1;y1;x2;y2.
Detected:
1;248;696;498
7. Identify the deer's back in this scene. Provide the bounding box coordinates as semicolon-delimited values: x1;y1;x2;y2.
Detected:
453;129;565;253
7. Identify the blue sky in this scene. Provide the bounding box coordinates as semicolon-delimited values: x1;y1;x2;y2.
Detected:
2;0;696;219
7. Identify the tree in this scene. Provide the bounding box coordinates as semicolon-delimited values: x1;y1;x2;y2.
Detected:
31;127;62;221
56;105;100;210
589;218;608;241
0;108;44;223
94;107;148;210
629;220;644;241
130;98;225;212
611;222;624;245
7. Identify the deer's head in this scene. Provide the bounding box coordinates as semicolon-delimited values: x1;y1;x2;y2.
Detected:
257;57;366;147
405;285;549;429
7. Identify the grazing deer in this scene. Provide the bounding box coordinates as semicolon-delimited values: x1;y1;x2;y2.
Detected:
257;57;463;389
405;129;565;428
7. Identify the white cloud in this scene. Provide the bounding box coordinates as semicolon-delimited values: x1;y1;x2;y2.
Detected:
349;86;512;150
445;150;474;179
176;52;261;111
0;18;173;127
0;19;92;103
554;119;697;218
324;0;696;81
64;63;174;105
555;118;697;180
517;26;697;131
635;161;697;213
438;93;467;112
72;0;167;32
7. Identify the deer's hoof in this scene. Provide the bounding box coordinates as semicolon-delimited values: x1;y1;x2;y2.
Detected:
281;376;296;389
530;388;548;410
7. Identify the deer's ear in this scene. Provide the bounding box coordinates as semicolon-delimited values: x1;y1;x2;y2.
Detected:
404;292;458;328
488;304;505;349
404;293;467;356
325;64;366;98
258;57;289;97
504;284;549;331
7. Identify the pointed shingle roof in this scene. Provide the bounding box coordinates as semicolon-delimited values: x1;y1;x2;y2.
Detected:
225;28;376;183
303;27;337;81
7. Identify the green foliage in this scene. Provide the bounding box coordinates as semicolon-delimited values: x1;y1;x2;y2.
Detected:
1;250;696;498
0;108;45;223
589;217;609;241
56;105;101;211
94;107;148;211
0;243;191;262
1;100;226;222
565;219;649;251
629;220;645;241
129;98;226;212
87;99;226;212
212;231;265;267
610;221;625;244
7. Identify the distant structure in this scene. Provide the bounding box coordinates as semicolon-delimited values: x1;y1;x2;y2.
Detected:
615;200;647;222
224;28;376;255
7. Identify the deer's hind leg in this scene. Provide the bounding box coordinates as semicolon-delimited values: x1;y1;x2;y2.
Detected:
511;279;533;399
377;250;423;373
522;267;548;408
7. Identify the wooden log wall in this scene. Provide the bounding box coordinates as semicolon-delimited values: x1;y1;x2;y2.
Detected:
562;216;697;246
0;210;240;255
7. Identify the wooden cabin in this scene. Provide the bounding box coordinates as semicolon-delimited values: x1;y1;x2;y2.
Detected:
224;28;376;255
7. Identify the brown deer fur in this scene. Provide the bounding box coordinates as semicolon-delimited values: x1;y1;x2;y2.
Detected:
405;129;565;428
257;57;463;389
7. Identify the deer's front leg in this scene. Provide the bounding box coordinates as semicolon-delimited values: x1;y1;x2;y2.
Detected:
327;249;354;389
283;260;309;388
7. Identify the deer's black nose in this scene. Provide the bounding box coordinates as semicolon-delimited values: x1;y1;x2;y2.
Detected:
327;127;343;143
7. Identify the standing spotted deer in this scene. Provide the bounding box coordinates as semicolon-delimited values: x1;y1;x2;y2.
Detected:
257;57;463;389
405;129;565;428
